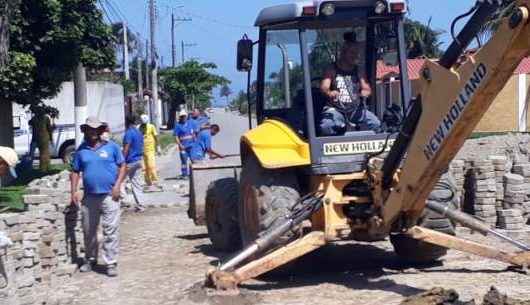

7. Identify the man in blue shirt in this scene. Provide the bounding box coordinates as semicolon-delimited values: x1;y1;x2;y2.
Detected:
70;116;126;277
190;108;210;132
122;116;145;212
190;124;224;162
174;110;196;178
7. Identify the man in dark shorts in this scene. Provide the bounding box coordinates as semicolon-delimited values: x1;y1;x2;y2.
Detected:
319;32;380;136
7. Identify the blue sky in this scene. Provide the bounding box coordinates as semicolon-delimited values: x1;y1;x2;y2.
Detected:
109;0;478;104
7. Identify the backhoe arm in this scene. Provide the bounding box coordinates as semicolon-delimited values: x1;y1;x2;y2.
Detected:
380;0;530;227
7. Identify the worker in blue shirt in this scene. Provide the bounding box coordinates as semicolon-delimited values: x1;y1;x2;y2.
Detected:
122;116;145;212
70;116;126;277
173;110;196;178
190;124;224;162
190;108;210;131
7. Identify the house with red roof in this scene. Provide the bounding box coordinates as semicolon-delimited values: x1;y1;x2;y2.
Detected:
376;57;530;132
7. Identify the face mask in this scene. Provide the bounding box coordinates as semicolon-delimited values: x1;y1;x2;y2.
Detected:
101;132;110;142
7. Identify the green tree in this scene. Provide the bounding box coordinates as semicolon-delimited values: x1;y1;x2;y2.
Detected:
160;60;229;110
0;0;115;170
219;84;233;105
111;22;138;53
404;18;444;59
0;0;17;68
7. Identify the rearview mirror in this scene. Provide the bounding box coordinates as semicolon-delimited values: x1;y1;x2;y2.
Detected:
237;35;253;72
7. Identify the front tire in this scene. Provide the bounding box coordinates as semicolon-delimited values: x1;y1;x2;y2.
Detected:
205;178;242;252
238;154;301;248
391;173;459;263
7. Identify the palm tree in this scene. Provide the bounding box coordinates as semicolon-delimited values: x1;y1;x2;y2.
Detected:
404;18;444;59
219;84;233;105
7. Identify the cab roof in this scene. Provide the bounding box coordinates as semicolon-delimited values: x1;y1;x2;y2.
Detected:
255;0;399;27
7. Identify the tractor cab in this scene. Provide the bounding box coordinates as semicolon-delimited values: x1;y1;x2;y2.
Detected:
238;0;410;175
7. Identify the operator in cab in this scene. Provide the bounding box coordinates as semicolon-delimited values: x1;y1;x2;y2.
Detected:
319;32;380;136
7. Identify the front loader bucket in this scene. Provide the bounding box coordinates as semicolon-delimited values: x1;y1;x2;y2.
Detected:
189;156;241;225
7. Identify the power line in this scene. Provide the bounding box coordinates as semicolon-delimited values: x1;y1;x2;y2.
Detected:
98;1;114;24
107;0;128;21
182;10;254;30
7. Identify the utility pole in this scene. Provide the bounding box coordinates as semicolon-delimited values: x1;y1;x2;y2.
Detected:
145;39;150;90
137;58;143;102
73;63;87;148
137;32;143;103
181;41;197;63
149;0;161;130
123;22;130;80
172;13;176;67
172;13;191;67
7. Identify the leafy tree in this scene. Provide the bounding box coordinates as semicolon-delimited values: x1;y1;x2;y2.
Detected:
0;0;18;68
229;82;257;115
111;22;138;53
404;18;444;59
219;84;233;105
0;0;115;170
160;60;229;111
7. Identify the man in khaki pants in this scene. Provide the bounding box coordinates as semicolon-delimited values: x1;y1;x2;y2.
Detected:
70;117;126;277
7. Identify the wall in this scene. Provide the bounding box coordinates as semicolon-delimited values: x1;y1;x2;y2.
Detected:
0;171;83;305
42;81;126;134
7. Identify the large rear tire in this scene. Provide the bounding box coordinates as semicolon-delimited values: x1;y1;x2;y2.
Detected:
390;173;459;263
205;178;242;252
238;154;301;248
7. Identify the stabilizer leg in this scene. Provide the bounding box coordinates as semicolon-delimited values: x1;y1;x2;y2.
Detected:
406;226;530;268
208;231;326;290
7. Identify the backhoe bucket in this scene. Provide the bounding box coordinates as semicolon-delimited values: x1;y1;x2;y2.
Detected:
189;156;241;225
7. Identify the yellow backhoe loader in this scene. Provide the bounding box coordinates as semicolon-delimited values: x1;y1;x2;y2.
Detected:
187;0;530;290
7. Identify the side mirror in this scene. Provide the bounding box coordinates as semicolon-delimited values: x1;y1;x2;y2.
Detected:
237;35;253;72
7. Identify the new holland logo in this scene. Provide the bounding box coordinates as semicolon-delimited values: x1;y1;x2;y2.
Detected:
423;63;488;161
323;139;396;156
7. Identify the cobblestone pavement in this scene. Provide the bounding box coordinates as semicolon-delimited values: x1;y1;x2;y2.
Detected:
67;206;204;305
64;203;530;305
62;111;530;305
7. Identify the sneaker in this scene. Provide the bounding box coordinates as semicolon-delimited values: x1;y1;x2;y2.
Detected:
80;259;96;273
107;264;118;277
135;206;146;213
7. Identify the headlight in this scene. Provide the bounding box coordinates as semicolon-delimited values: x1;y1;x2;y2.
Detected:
375;1;387;14
321;3;336;16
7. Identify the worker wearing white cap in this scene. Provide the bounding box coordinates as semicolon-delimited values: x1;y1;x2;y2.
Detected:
0;146;19;178
173;109;195;179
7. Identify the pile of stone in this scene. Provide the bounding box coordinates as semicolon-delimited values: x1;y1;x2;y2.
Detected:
497;209;526;230
489;156;508;212
511;160;530;224
449;160;465;209
0;171;81;305
503;172;526;216
468;159;497;227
